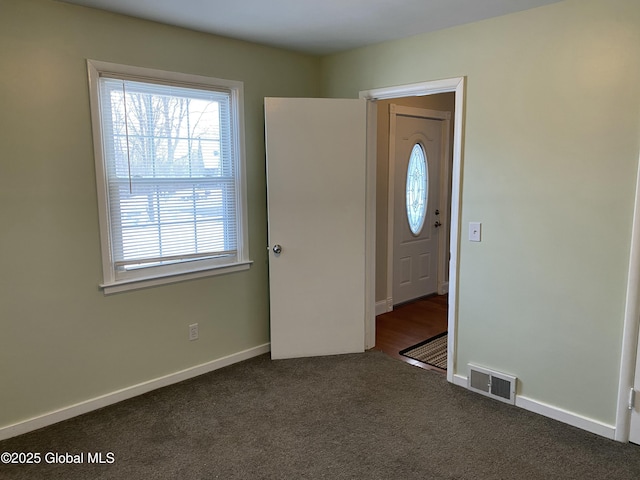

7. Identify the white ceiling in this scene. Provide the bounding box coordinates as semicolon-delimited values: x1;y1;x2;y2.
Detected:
59;0;561;55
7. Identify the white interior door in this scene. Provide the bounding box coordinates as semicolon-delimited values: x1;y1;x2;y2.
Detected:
265;97;367;360
630;329;640;444
392;109;444;305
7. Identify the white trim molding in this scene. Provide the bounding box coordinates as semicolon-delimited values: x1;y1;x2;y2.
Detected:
361;79;462;100
453;374;467;388
361;76;466;385
516;396;616;440
364;100;378;350
102;261;253;295
0;343;270;441
375;300;389;316
453;374;615;439
615;150;640;442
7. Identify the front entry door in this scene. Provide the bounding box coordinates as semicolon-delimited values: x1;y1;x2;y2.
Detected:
265;97;368;360
392;107;445;305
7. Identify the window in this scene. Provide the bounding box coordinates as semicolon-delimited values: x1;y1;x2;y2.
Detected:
406;143;428;235
88;61;250;293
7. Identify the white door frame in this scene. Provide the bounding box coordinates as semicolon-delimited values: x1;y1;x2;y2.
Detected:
615;150;640;442
360;77;465;383
388;105;451;303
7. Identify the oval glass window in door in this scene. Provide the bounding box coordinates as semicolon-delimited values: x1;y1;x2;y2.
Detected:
406;143;428;235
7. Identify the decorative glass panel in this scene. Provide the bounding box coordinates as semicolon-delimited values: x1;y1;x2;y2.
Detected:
406;143;428;235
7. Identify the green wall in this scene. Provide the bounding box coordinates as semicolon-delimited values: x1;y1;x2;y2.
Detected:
3;0;640;435
0;0;320;429
322;0;640;424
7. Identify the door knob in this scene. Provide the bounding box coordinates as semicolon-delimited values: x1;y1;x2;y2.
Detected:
434;221;442;228
273;244;282;254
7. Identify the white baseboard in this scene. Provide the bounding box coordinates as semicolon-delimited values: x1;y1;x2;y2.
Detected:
0;343;271;441
515;395;615;439
449;374;616;440
452;373;467;387
375;300;389;316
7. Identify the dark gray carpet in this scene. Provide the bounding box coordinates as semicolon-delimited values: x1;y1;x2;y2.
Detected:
1;351;639;479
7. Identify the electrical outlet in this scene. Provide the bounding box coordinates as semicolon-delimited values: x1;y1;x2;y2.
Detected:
189;323;199;341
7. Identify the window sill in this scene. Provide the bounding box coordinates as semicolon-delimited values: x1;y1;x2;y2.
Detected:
100;260;253;295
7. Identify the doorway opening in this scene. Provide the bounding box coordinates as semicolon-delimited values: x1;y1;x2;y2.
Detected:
361;78;465;383
376;294;448;372
377;95;454;371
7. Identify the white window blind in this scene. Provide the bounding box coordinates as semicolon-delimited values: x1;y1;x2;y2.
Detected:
88;61;249;291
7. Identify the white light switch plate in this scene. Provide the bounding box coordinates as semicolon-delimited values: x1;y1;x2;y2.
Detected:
469;222;481;242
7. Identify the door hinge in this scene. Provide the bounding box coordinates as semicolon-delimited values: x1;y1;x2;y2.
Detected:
630;388;637;410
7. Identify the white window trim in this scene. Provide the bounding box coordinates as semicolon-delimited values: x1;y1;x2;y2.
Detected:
87;60;251;294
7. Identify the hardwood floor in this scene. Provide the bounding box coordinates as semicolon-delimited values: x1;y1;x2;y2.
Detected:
373;294;448;373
